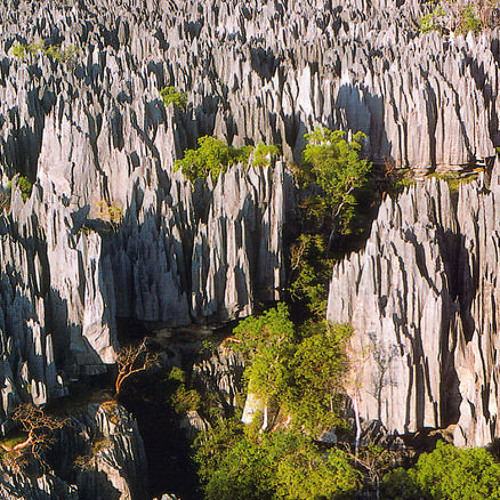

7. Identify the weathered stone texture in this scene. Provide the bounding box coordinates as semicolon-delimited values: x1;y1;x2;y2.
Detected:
328;169;500;447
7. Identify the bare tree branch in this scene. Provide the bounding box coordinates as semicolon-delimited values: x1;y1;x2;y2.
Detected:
114;339;159;396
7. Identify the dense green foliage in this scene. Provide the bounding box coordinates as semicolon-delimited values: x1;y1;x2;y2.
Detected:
175;136;253;182
160;86;188;111
301;128;371;240
194;421;361;500
419;5;446;32
165;367;201;414
233;304;350;432
382;441;500;499
18;177;32;202
251;143;280;167
11;41;78;65
419;1;492;34
285;322;351;431
233;303;295;404
288;234;333;318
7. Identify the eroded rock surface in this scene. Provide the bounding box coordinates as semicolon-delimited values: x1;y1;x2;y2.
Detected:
328;169;500;447
0;0;498;459
0;402;147;500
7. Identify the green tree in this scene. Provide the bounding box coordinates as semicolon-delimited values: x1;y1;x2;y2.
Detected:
382;441;500;500
233;305;352;433
194;424;361;500
288;233;333;318
233;303;295;404
274;434;361;499
284;322;351;432
175;136;253;182
302;128;371;246
194;420;275;500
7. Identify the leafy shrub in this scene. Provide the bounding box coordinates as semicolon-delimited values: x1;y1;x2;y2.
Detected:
458;5;482;33
251;143;280;167
94;200;123;225
419;5;446;33
382;441;500;500
166;366;201;414
44;45;79;65
175;136;253;182
11;43;28;59
160;86;188;111
18;177;32;202
419;1;493;35
10;41;78;65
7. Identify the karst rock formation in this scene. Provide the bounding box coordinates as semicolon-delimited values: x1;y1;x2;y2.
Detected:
1;0;500;496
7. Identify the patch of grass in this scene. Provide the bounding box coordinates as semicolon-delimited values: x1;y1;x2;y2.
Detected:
45;385;111;417
428;171;477;194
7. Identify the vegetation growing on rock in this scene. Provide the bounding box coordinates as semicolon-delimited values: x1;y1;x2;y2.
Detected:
194;421;361;500
175;136;254;182
11;41;78;65
232;304;351;433
160;86;188;111
251;143;281;167
420;1;498;34
301;127;372;246
18;176;32;202
382;441;500;499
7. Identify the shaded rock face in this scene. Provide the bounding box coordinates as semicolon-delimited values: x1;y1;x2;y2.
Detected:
193;345;245;410
327;171;500;447
0;402;147;500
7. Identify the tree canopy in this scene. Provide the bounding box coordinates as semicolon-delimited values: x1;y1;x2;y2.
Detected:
302;127;371;244
382;441;500;500
232;304;351;432
194;422;361;500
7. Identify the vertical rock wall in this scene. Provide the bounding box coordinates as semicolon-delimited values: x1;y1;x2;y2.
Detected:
328;170;500;447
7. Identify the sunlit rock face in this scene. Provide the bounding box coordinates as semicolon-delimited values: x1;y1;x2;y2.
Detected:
328;167;500;447
0;0;498;454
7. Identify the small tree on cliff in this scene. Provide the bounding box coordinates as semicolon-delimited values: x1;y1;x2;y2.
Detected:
114;339;159;396
1;404;67;469
302;127;371;248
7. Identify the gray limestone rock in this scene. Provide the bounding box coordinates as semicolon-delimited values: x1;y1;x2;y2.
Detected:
327;169;500;447
0;402;147;500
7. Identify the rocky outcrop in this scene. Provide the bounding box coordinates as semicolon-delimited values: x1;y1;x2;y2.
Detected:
328;179;458;434
328;170;500;447
74;402;148;500
0;0;499;454
193;345;245;410
0;402;147;500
